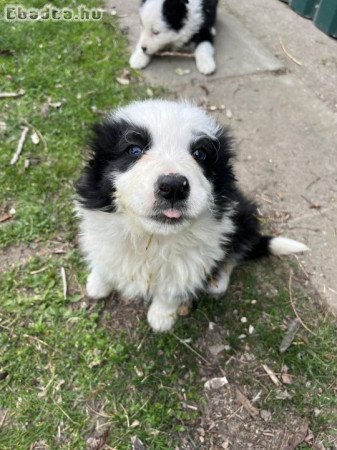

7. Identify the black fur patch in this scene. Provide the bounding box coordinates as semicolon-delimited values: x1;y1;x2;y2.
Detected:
190;127;236;220
162;0;189;31
76;119;151;211
191;0;218;44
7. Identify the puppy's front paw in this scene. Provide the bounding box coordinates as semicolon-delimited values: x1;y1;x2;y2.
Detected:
86;271;112;299
195;42;216;75
207;272;230;299
147;303;177;332
196;56;216;75
129;50;150;69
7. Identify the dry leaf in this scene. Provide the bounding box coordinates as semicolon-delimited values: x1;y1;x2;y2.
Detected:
222;439;230;449
175;68;191;75
131;436;146;450
177;304;190;316
204;376;228;390
116;77;130;85
281;373;293;384
31;131;40;145
49;100;63;108
279;318;300;353
0;213;13;223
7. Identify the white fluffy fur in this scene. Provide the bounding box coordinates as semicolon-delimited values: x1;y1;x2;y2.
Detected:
129;0;216;75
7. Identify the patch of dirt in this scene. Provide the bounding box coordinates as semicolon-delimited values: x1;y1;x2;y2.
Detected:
176;334;316;450
99;292;146;339
0;238;72;272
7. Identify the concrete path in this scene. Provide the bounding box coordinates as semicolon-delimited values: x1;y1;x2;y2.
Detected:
108;0;337;313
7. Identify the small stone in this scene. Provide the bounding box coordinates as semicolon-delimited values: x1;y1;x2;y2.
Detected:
208;321;216;330
209;344;226;356
238;334;246;340
241;317;247;323
248;325;254;334
260;410;272;422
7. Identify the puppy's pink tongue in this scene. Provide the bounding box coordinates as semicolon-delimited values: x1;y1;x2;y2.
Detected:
163;209;182;219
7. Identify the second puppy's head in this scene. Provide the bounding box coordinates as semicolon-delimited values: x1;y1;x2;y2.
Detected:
137;0;194;55
77;100;234;235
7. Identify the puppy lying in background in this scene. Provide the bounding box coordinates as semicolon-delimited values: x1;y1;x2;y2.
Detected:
129;0;218;75
76;100;308;332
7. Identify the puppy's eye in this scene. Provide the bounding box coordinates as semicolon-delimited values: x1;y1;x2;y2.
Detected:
127;145;144;157
152;29;160;35
192;148;207;161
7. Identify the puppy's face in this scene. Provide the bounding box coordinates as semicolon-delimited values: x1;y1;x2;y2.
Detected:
77;100;234;235
138;0;189;55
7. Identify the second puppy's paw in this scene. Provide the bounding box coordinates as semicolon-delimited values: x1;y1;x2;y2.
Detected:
129;50;150;69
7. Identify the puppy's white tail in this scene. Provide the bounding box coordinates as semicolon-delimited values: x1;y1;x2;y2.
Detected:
245;235;309;260
269;237;309;256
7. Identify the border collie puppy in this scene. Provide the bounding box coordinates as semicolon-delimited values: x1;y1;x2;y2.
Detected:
129;0;218;75
76;100;308;332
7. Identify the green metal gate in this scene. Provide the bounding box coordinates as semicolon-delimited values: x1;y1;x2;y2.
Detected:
280;0;337;37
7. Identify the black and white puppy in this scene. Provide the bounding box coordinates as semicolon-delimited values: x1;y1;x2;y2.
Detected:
129;0;218;75
76;100;308;332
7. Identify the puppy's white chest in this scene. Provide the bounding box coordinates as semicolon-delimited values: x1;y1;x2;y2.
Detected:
111;230;224;300
81;212;230;301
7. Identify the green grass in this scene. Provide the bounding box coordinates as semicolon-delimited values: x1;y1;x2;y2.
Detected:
0;0;149;247
0;2;336;449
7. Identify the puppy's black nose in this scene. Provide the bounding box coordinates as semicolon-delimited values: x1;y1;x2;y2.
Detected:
157;174;190;202
141;46;147;53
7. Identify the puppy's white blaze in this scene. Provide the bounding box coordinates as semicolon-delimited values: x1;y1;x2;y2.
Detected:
269;237;309;255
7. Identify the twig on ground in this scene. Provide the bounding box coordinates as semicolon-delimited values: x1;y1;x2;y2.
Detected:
60;267;67;300
10;126;29;165
235;388;259;418
22;119;48;152
0;410;8;429
0;89;25;99
171;332;211;365
23;334;53;349
279;37;302;66
288;270;316;336
262;364;281;386
156;51;194;58
224;406;243;421
53;399;79;425
30;267;48;275
119;403;130;428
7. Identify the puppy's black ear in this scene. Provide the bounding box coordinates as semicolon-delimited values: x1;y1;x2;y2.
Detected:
163;0;189;30
75;122;119;212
